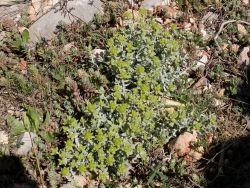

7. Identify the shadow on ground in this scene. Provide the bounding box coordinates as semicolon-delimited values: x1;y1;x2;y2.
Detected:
203;134;250;188
0;155;37;188
202;65;250;188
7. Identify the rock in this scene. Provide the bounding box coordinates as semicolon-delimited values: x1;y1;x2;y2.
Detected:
212;98;223;107
0;0;26;6
238;47;250;65
231;44;240;53
63;42;75;53
243;0;249;5
29;0;103;43
170;131;198;157
141;0;169;11
237;23;248;36
92;49;105;61
15;132;37;156
60;184;74;188
188;150;203;161
73;175;89;187
0;3;28;21
0;131;8;145
28;0;60;21
155;17;163;24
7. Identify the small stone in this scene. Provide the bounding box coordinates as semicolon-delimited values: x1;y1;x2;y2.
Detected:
0;131;8;145
155;17;163;24
63;42;75;53
170;131;198;157
141;0;169;10
188;150;203;161
238;47;250;65
60;184;74;188
73;175;89;187
92;49;105;62
212;98;223;107
243;0;249;5
183;22;192;30
231;44;240;53
15;132;37;156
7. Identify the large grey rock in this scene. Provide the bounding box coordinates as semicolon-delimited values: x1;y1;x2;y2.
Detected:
0;0;26;6
0;2;28;21
15;132;37;156
29;0;103;43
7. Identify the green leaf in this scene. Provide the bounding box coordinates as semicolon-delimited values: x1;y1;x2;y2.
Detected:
25;106;40;132
7;115;25;136
61;167;70;176
22;29;30;43
42;111;50;127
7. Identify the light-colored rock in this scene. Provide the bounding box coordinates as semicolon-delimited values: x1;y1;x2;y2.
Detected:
29;0;103;43
243;0;249;5
238;46;250;65
141;0;170;10
0;131;8;145
237;23;248;36
28;0;60;21
231;44;240;53
15;132;37;156
92;49;105;61
63;42;75;53
73;175;89;187
0;0;26;6
212;98;223;107
60;184;74;188
188;150;203;161
170;131;198;157
0;3;28;21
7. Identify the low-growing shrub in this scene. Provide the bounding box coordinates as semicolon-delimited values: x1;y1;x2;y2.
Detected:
55;11;216;182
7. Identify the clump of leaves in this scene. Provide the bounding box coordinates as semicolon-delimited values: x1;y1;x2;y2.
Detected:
55;11;216;182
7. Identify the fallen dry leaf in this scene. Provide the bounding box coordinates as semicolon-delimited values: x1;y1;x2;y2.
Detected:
164;98;184;107
19;59;27;74
192;77;209;90
237;23;248;36
238;46;250;65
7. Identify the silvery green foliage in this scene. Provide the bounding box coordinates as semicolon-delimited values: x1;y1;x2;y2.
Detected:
55;11;216;181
